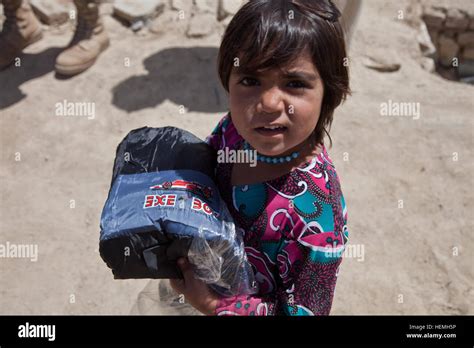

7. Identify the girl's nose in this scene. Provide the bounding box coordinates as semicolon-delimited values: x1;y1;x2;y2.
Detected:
257;87;285;114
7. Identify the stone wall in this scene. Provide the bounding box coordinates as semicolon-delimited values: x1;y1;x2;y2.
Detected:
420;2;474;82
168;0;248;38
423;6;474;63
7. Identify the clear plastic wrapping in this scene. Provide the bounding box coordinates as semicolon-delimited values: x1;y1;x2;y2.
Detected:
188;223;258;297
100;126;258;298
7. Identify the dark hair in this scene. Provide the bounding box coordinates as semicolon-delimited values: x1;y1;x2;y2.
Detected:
217;0;350;147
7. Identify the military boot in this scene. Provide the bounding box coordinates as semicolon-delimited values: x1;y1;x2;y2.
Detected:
55;0;109;76
0;0;43;70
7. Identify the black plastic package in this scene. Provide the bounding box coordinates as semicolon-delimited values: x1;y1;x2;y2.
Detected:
99;127;257;297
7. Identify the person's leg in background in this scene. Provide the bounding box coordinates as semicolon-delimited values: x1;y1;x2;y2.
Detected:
0;0;43;70
333;0;362;48
55;0;109;76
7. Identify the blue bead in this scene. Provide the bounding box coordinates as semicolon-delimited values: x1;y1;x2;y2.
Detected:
266;158;272;163
286;156;292;162
279;158;285;163
292;152;299;158
272;158;278;164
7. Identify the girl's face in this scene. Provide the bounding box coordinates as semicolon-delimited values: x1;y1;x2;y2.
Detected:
228;49;324;157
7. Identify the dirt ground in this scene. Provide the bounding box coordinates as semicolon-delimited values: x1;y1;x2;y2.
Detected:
0;0;472;315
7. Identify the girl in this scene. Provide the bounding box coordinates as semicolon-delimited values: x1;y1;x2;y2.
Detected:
171;0;350;316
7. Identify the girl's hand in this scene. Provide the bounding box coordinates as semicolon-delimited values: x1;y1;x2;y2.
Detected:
169;257;220;315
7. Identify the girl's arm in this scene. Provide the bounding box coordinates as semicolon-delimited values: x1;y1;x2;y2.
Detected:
214;229;346;316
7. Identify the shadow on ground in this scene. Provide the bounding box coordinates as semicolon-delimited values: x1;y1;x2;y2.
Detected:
0;47;62;110
112;46;228;114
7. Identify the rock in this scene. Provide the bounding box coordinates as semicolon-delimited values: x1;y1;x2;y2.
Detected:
445;8;469;30
458;59;474;77
170;0;193;15
113;0;165;24
420;57;436;73
436;65;458;81
194;0;218;15
362;55;401;73
460;75;474;84
221;14;233;28
463;46;474;60
438;35;460;67
417;22;436;57
149;9;187;35
443;29;459;38
427;28;439;43
130;19;145;32
218;0;244;21
457;32;474;46
422;6;445;28
404;1;423;27
186;13;215;37
100;3;115;16
30;0;72;25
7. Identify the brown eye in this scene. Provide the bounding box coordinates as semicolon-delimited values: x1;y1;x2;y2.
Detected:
239;77;259;86
287;80;307;89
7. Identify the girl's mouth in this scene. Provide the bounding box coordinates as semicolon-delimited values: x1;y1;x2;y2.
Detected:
254;125;288;136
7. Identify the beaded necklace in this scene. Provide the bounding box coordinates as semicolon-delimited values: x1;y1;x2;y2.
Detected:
242;141;299;164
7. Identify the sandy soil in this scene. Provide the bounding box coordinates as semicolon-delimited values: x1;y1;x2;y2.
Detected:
0;0;472;315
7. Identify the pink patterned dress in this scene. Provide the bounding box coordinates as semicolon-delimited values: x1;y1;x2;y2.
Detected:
206;113;349;316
